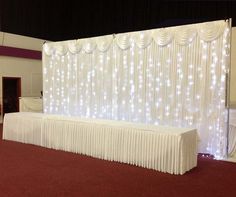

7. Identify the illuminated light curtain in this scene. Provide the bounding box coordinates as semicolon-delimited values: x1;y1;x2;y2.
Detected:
43;20;231;158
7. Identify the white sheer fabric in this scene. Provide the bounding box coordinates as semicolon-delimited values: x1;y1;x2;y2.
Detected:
43;20;231;158
3;112;197;174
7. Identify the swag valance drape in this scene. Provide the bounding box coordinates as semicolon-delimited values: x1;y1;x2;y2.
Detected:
44;21;226;55
43;20;231;158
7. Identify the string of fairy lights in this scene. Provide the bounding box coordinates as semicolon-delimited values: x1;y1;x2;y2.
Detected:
43;20;230;158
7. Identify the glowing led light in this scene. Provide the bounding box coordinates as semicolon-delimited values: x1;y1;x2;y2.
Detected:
202;55;207;59
189;81;194;86
177;68;182;74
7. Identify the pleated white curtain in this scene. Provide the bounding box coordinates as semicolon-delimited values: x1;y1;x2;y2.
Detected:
43;20;231;158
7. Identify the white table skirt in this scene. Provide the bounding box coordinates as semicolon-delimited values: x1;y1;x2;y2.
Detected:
3;112;197;175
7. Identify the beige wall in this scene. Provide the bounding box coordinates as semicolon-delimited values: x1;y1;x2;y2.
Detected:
0;56;42;97
0;32;46;122
230;27;236;107
0;32;45;50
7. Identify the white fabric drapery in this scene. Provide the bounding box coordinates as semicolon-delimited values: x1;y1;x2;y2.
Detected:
43;20;231;158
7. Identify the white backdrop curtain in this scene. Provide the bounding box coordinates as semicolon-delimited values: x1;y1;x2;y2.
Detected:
43;20;231;158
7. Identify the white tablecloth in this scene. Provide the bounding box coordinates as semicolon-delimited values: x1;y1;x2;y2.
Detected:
19;97;43;112
229;110;236;156
3;112;198;175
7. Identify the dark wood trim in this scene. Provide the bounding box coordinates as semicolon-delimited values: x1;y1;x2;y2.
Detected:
2;77;22;115
0;45;41;60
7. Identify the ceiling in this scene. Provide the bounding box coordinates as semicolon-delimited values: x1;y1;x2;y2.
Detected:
1;0;236;41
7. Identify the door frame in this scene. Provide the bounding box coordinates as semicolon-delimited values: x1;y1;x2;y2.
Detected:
2;77;21;115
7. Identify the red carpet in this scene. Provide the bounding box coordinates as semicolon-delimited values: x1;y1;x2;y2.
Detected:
0;123;236;197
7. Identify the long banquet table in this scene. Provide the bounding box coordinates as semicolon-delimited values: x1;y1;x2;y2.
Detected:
3;112;198;175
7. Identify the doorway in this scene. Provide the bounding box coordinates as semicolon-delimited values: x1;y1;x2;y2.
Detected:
2;77;21;116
